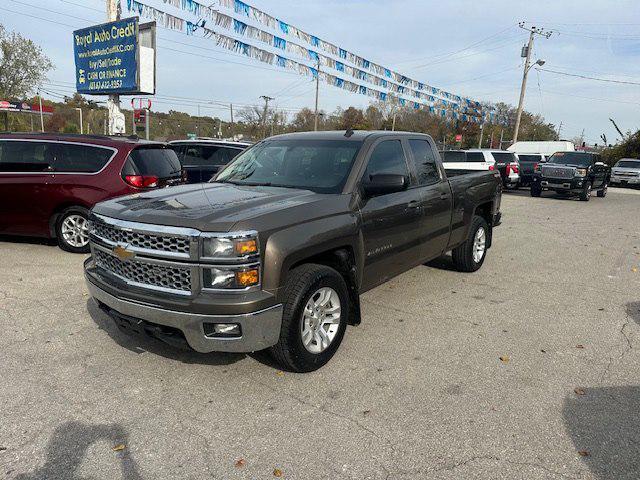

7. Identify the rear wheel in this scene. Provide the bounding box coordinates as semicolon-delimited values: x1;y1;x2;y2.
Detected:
452;216;489;272
579;181;592;202
270;264;349;372
531;184;542;197
597;182;608;198
56;207;90;253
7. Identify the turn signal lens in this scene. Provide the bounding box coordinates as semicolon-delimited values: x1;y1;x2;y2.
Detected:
235;268;259;287
235;239;258;256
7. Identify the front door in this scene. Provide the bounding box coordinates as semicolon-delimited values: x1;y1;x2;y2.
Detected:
359;139;424;291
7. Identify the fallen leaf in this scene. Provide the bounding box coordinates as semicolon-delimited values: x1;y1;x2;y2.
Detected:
112;444;126;452
363;410;371;415
574;388;586;396
632;267;638;273
273;468;284;477
234;459;246;468
499;356;509;363
540;349;546;353
576;344;585;349
578;450;590;457
275;371;284;377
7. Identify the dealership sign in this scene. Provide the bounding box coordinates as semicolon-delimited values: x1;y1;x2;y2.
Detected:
73;18;156;95
0;101;53;115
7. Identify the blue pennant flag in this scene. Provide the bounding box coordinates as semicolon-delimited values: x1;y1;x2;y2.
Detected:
339;48;347;59
273;36;286;50
279;21;289;34
335;77;344;88
380;92;387;101
359;85;367;95
276;55;287;68
233;19;248;35
310;36;320;47
234;0;250;16
308;50;319;62
335;61;344;72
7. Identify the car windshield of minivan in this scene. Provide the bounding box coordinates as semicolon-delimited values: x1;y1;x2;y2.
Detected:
616;160;640;168
215;139;363;193
548;152;593;167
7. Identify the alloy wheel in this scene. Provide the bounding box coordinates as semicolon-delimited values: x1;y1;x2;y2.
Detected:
301;287;341;354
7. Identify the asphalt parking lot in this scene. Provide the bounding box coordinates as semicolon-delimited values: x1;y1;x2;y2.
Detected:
1;187;639;480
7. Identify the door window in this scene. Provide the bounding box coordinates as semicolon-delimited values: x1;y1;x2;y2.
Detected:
363;140;409;181
466;152;485;163
52;144;113;173
441;151;466;163
409;139;440;185
181;145;243;167
0;141;51;172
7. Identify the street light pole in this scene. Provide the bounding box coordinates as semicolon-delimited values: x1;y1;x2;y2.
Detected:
512;23;552;144
313;59;321;131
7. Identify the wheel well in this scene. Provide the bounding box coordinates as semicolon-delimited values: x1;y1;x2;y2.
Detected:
289;247;361;326
48;203;90;238
474;202;494;248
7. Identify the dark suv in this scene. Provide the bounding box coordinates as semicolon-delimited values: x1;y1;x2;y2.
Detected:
169;140;249;183
0;133;183;253
531;151;610;201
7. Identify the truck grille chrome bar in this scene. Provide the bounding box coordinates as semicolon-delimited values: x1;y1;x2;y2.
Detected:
541;166;575;179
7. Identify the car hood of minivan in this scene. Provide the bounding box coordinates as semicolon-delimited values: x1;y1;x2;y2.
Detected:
92;182;329;232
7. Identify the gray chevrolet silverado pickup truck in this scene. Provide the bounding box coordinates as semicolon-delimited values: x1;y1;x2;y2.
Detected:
85;131;502;372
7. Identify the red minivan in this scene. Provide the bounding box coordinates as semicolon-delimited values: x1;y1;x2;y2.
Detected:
0;133;183;253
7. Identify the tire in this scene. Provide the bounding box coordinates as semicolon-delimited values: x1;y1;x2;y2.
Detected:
531;184;542;197
597;182;608;198
579;181;592;202
452;216;489;273
270;264;349;372
56;207;90;253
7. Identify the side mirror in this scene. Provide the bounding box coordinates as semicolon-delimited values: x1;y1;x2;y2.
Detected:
362;174;408;196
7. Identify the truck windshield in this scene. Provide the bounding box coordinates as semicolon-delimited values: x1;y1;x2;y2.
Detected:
548;152;593;167
616;160;640;168
215;139;363;193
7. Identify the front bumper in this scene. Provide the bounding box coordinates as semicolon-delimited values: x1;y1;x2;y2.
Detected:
534;175;586;192
85;268;283;353
611;175;640;185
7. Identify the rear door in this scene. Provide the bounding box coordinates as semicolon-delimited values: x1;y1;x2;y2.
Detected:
359;138;424;290
0;140;56;236
407;138;452;261
122;146;183;188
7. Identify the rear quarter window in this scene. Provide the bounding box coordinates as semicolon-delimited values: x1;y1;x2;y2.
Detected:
52;143;114;173
441;151;466;163
466;152;485;163
492;152;517;164
123;146;182;178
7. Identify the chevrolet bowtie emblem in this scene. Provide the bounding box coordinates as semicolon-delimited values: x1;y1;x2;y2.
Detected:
113;245;135;261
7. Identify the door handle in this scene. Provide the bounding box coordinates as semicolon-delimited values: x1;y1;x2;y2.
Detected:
439;192;449;200
407;200;421;209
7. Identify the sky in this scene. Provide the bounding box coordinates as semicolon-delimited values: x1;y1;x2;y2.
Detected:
1;0;639;144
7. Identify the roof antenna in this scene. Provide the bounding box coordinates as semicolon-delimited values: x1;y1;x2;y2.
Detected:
344;129;354;138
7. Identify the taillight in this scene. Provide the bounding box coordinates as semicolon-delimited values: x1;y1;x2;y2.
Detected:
506;164;511;176
534;163;540;173
488;165;495;171
510;163;519;174
125;175;159;188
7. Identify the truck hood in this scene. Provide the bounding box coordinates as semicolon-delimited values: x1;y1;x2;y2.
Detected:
92;182;328;232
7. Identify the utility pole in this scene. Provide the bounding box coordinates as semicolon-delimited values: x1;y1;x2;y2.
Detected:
513;23;552;144
260;95;274;138
196;104;200;137
106;0;125;135
229;103;234;139
499;128;504;149
392;113;397;131
478;120;485;148
313;59;321;131
556;121;563;139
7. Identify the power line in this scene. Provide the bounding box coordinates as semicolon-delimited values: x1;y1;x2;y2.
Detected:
536;68;640;85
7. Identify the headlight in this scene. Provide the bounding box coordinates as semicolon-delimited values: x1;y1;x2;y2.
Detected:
575;168;588;177
202;234;258;259
204;265;260;289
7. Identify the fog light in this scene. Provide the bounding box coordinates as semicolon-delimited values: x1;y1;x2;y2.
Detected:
203;323;241;338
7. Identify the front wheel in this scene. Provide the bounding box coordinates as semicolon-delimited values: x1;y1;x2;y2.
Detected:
597;182;608;198
452;216;489;272
579;181;592;202
270;264;349;372
56;207;90;253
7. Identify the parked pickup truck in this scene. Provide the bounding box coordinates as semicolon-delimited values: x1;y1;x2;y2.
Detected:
610;158;640;187
531;151;610;201
84;131;502;372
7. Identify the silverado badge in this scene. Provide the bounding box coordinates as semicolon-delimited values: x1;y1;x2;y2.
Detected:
113;245;135;262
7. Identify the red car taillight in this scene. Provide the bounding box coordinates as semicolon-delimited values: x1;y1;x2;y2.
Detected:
508;163;519;174
489;165;495;171
125;175;159;188
534;163;541;173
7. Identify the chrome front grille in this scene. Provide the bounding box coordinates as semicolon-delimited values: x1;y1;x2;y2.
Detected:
93;220;190;254
542;165;575;179
94;249;192;294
